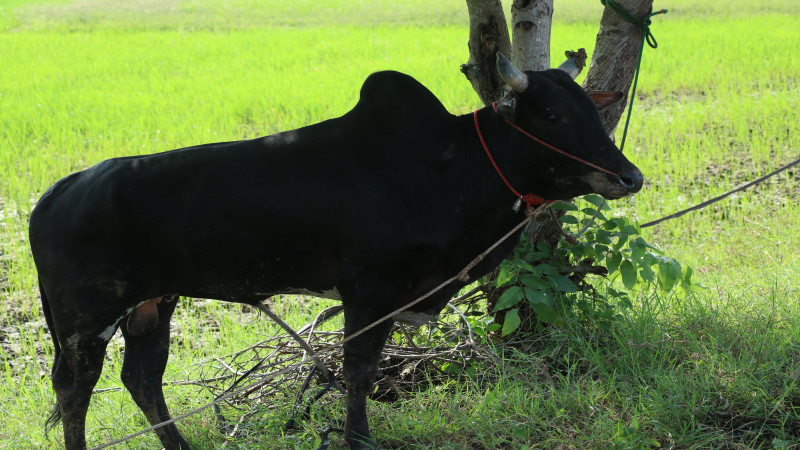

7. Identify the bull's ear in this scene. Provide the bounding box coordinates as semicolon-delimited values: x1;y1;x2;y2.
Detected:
587;91;624;110
495;97;516;121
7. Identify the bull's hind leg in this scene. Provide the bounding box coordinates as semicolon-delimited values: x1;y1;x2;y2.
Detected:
120;296;190;450
50;325;112;449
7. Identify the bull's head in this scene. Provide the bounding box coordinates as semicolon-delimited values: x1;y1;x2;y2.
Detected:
493;52;643;201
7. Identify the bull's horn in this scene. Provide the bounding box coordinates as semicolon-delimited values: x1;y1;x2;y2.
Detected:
496;52;528;92
555;49;587;80
555;58;581;80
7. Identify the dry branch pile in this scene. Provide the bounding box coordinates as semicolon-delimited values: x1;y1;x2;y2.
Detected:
196;296;501;439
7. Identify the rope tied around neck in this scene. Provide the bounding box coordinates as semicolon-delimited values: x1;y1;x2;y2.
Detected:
473;109;552;211
473;104;622;212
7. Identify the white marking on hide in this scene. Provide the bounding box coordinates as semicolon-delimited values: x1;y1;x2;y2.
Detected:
66;333;82;353
256;288;343;301
114;280;128;298
289;288;343;301
97;323;120;342
393;311;436;326
586;171;624;199
96;300;150;342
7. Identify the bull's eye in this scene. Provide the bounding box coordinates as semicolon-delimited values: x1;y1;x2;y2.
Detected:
542;111;561;125
540;107;561;125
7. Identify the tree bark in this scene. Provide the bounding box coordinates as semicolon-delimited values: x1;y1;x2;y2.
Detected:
461;0;512;106
582;0;654;136
511;0;553;71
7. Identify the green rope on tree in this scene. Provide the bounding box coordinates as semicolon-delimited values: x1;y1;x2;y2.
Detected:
600;0;668;152
601;0;667;49
565;2;667;242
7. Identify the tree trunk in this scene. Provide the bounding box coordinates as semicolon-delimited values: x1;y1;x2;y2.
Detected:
511;0;553;71
582;0;655;136
462;0;653;330
461;0;512;106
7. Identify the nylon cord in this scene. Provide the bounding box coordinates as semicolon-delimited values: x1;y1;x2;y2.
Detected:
565;1;667;241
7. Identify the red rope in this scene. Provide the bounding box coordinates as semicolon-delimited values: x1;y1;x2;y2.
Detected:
473;110;550;209
473;105;621;210
501;116;619;178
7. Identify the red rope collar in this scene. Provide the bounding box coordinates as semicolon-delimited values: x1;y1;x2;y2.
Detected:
473;103;620;211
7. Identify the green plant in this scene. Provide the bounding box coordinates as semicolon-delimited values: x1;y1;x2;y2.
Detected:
492;194;702;335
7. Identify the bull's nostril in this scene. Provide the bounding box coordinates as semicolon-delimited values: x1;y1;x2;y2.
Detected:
620;176;635;189
619;171;644;192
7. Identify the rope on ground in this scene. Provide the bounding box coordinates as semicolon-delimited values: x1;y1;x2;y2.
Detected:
640;156;800;228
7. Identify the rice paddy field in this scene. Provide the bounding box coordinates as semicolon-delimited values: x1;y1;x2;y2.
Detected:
1;0;799;448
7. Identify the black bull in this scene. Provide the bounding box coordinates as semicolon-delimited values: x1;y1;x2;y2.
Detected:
29;55;643;449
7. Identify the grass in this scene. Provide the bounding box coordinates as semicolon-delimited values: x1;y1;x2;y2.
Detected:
1;0;799;448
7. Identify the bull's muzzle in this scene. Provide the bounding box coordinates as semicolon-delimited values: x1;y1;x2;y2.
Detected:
589;167;644;200
619;168;644;194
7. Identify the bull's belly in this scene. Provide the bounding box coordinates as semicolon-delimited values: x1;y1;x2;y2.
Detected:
178;286;344;304
165;250;343;304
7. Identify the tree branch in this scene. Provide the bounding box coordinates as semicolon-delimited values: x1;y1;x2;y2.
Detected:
511;0;553;71
461;0;512;105
582;0;655;136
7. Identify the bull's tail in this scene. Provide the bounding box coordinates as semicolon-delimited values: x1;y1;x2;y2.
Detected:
39;279;62;433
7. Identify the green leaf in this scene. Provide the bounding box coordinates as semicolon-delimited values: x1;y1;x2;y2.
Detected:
583;194;605;207
494;265;517;287
511;257;535;273
493;286;524;311
559;214;579;224
501;308;521;336
522;250;547;263
577;245;596;260
630;240;645;262
520;274;550;290
550;201;578;211
658;260;678;292
537;264;558;278
633;236;661;252
550;274;577;293
620;260;637;289
525;288;553;305
580;210;607;222
596;229;612;244
612;233;628;251
639;262;655;283
531;302;558;322
642;252;658;266
606;252;622;274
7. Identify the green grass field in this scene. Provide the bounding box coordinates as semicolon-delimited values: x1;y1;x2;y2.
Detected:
2;0;799;448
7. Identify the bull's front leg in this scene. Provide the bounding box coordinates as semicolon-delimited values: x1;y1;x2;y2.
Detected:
341;304;394;449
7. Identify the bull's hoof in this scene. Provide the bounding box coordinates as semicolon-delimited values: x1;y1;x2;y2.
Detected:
345;433;377;449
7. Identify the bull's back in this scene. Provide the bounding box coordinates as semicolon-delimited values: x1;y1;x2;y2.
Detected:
30;71;455;302
30;133;353;301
